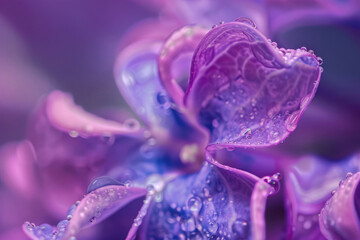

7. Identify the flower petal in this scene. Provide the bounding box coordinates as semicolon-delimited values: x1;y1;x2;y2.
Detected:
285;153;360;239
138;153;277;239
158;25;208;106
114;39;208;147
28;90;143;166
185;20;322;148
23;185;147;240
319;172;360;239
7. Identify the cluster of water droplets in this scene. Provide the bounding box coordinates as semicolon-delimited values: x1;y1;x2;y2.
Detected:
66;117;141;147
24;201;80;240
145;163;253;240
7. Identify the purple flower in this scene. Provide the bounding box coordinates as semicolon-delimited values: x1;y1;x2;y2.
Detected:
17;18;325;240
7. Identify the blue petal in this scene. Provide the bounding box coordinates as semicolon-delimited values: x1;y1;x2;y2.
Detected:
140;158;261;239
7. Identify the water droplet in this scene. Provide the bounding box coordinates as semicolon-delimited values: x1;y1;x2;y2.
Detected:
102;133;115;145
285;111;301;132
263;173;281;195
89;216;96;224
212;119;219;128
241;128;252;139
308;49;314;55
339;180;344;187
212;24;218;29
346;172;353;179
207;221;219;234
226;146;234;152
300;46;307;51
181;217;196;232
87;176;122;193
156;91;171;109
317;57;323;65
188;196;203;213
39;224;53;236
303;220;312;230
232;219;249;237
234;17;256;28
124;118;140;130
219;21;225;25
203;187;210;197
57;220;69;232
69;130;79;138
331;190;336;195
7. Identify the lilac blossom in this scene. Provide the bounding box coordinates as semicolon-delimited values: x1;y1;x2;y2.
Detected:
1;1;360;240
17;18;325;240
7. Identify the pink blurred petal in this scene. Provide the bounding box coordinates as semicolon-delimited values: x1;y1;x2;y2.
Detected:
28;90;143;167
0;141;38;199
185;20;321;148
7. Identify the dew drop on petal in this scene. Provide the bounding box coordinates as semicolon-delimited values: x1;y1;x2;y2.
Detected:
234;17;256;28
188;196;203;213
87;176;123;193
124;118;140;130
232;218;249;238
317;57;323;65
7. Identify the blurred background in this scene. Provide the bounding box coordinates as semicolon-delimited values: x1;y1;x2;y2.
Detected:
0;0;359;239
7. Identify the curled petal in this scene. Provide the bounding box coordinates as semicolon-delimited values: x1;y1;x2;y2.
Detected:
23;185;147;240
139;153;277;239
285;153;360;239
185;20;321;148
158;25;208;106
28;90;143;166
319;172;360;239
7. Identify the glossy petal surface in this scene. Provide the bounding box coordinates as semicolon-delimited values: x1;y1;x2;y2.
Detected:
185;21;321;148
23;185;147;240
285;153;360;239
140;154;275;240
